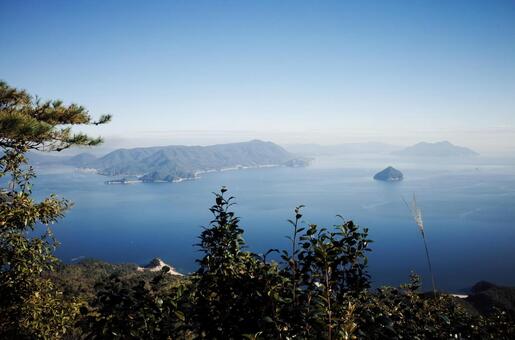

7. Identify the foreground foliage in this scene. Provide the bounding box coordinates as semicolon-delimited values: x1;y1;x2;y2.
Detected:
0;81;109;338
1;81;514;339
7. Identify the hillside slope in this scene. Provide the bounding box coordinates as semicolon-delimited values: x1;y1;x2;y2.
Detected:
93;140;309;181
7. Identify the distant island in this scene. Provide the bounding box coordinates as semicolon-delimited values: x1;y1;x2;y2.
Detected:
30;140;310;183
374;166;403;182
393;141;478;157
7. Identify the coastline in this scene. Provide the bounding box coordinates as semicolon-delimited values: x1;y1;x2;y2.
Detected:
103;163;283;184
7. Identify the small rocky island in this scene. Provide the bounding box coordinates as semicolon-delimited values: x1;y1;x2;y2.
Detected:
373;166;403;182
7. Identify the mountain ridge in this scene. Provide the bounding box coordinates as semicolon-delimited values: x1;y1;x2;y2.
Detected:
393;141;478;157
92;140;309;181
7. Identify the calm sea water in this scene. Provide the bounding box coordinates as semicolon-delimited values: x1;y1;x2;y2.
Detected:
31;156;515;291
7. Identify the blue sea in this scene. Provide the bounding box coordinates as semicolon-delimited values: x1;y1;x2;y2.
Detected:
31;155;515;292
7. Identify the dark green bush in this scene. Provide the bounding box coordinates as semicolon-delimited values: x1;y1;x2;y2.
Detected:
79;267;190;339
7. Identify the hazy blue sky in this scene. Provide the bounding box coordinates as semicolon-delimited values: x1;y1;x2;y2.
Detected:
1;0;514;152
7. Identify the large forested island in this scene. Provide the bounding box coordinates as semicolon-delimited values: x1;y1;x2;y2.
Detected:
31;140;310;183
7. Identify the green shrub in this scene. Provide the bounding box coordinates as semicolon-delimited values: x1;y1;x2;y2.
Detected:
79;268;190;339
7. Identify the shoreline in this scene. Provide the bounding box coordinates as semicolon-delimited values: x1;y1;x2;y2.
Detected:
102;163;283;184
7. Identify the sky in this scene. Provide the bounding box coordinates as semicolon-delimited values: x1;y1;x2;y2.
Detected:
1;0;515;153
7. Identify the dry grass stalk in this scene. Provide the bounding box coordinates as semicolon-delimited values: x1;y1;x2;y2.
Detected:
403;193;437;297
